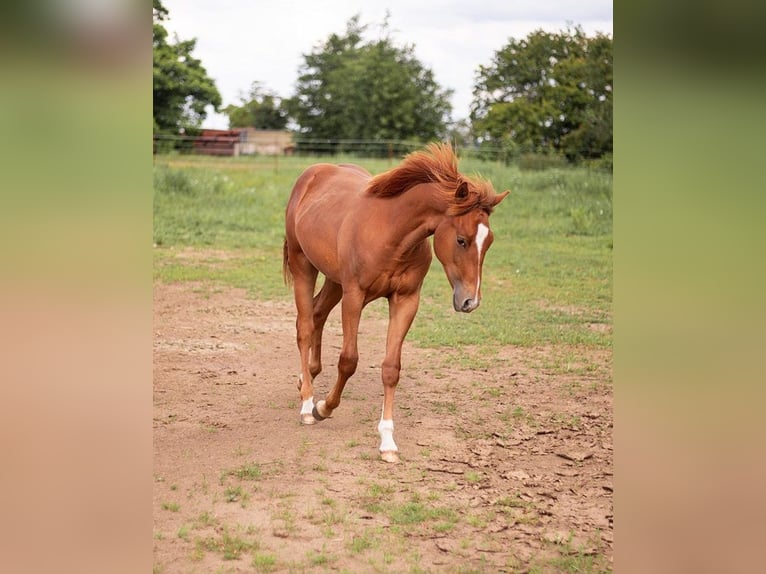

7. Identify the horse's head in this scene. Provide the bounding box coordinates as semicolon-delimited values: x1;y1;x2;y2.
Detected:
433;188;509;313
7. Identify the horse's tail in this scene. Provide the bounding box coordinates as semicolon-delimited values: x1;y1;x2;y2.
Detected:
282;237;293;286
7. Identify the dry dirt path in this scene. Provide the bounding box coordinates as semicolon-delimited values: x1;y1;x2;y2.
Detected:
153;282;612;573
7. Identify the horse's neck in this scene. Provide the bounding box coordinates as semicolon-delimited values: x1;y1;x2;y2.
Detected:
387;183;449;236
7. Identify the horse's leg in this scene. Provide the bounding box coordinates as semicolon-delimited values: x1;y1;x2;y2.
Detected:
378;293;420;463
288;252;320;425
309;279;343;381
313;289;364;421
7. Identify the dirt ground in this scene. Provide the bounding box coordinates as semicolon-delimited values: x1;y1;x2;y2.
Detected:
153;282;612;573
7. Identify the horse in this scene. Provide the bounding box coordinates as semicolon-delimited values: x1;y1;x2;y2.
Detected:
283;143;509;463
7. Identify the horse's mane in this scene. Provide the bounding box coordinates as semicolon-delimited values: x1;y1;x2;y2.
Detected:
365;143;497;215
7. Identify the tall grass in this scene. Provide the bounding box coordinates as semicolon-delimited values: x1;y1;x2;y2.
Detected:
153;153;611;348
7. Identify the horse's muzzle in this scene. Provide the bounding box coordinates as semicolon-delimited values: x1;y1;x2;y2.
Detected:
453;293;480;313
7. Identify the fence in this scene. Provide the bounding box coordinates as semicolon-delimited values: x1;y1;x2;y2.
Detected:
152;134;612;170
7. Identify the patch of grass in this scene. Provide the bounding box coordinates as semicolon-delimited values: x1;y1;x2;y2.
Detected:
358;481;396;514
225;462;263;481
496;494;534;510
192;511;218;529
160;501;179;512
550;412;583;429
153;248;287;301
272;505;298;535
224;485;250;505
531;538;612;574
153;155;611;350
389;501;458;527
196;529;259;561
466;511;492;529
308;548;337;567
348;528;379;554
500;405;537;427
252;552;278;572
464;470;483;484
433;520;457;533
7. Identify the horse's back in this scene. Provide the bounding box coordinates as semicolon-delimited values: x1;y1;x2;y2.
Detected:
287;163;370;211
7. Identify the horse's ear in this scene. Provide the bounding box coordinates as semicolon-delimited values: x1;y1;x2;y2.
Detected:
492;190;511;206
456;180;469;200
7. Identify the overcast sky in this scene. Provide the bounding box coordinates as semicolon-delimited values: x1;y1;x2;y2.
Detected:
162;1;613;129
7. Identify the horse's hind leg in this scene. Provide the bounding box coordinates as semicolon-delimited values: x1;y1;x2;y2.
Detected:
287;251;320;425
309;279;343;380
313;289;364;421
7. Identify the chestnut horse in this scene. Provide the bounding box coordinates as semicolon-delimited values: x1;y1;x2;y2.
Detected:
283;143;509;462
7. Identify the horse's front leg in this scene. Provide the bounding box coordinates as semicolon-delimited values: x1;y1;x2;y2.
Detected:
378;292;420;463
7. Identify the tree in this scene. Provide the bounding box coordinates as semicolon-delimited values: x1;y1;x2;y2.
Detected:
223;82;288;130
289;15;453;149
153;0;221;133
471;26;612;162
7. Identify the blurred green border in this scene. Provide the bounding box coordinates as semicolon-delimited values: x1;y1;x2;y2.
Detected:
617;4;765;573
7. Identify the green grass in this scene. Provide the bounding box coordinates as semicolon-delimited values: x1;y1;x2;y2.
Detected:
153;153;611;349
196;529;259;561
388;501;459;528
224;462;263;481
223;485;249;504
252;552;278;572
160;501;180;512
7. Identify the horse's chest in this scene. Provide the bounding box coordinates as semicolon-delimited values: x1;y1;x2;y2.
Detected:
358;254;431;298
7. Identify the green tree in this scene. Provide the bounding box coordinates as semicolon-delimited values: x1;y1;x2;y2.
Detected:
223;82;288;130
153;0;221;133
289;15;452;149
471;26;612;162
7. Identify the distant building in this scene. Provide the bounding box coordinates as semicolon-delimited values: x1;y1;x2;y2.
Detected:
192;128;294;157
236;128;295;156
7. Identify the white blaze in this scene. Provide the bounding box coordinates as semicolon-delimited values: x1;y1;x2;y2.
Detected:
475;223;489;296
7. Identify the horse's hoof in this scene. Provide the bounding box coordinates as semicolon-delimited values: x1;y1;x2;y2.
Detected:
312;405;327;422
301;413;316;425
380;450;400;464
312;400;334;421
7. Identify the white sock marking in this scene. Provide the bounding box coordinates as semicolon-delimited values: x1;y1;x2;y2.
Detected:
300;397;314;415
378;419;398;452
475;223;489;296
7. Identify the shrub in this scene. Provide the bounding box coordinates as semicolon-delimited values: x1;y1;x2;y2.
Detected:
518;152;569;171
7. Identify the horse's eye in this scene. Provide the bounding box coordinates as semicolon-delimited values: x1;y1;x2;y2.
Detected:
456;237;467;248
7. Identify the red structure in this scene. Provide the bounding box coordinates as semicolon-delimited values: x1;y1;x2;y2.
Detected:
192;129;243;156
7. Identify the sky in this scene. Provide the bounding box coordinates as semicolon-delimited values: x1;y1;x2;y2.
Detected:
161;0;613;129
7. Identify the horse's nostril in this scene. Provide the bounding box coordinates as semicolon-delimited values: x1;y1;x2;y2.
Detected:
461;298;473;311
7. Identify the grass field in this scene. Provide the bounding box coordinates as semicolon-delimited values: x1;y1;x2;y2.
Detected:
153;152;612;350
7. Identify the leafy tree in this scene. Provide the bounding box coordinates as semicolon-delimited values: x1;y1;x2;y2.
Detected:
471;26;612;162
153;0;221;133
223;82;288;130
289;15;453;148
